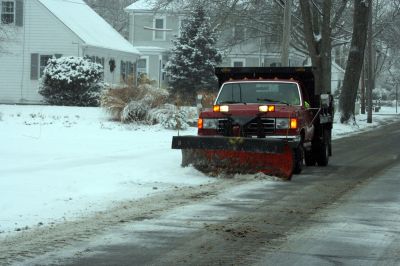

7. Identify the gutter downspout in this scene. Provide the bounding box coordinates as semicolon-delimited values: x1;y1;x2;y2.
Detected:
19;0;26;102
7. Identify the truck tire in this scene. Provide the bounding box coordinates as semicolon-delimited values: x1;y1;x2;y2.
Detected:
316;142;329;166
304;150;316;166
293;147;303;174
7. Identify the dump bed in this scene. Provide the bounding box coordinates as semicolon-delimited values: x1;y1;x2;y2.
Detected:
215;67;318;108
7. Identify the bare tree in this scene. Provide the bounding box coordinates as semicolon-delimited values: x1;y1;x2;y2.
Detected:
299;0;334;96
339;0;371;123
84;0;135;38
370;0;400;97
153;0;286;56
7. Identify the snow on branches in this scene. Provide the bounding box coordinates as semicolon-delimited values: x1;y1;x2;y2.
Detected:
39;56;104;106
165;4;222;104
102;83;190;130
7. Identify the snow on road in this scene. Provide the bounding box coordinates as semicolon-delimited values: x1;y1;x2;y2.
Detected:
0;104;398;237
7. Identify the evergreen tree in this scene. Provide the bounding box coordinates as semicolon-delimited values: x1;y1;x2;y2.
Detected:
165;5;222;103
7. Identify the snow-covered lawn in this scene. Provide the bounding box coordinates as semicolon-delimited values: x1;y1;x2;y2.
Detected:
0;104;398;237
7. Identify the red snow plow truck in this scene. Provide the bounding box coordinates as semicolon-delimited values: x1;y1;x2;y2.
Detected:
172;67;334;180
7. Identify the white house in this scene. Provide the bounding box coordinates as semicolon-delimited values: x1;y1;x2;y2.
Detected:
125;0;186;88
0;0;140;104
125;0;309;88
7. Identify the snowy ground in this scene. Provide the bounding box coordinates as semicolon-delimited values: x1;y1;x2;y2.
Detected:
0;104;398;237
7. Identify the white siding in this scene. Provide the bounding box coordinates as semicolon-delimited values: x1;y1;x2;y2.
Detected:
22;0;83;103
0;28;24;103
0;0;82;103
0;0;139;104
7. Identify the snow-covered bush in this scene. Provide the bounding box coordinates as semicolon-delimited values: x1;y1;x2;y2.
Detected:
147;104;189;129
121;100;150;123
39;56;104;106
102;83;170;123
102;82;189;129
140;84;169;108
101;86;138;120
120;85;169;123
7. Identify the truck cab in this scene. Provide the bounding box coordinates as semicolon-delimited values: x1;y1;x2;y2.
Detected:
198;79;315;147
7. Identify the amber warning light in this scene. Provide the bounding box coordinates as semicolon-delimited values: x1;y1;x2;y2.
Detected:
213;105;229;112
290;118;298;129
197;118;203;129
258;105;275;112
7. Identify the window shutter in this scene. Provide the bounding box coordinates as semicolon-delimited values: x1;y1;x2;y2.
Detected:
15;0;23;27
31;54;39;80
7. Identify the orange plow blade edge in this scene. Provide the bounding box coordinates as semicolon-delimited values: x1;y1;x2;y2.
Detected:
172;136;298;180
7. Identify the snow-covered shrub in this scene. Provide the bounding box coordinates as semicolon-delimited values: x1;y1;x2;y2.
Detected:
120;85;169;123
39;56;104;106
140;84;169;108
101;86;138;120
121;99;150;123
102;83;169;123
147;104;189;129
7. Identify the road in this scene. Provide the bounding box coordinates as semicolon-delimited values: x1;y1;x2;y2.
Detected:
5;121;400;266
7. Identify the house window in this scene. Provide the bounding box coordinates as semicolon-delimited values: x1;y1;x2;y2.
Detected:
178;16;186;37
121;61;126;82
86;55;104;79
31;54;55;80
86;55;104;68
270;62;282;67
120;61;135;83
153;17;165;40
1;1;14;24
40;55;52;77
137;57;148;78
232;59;245;67
128;62;134;77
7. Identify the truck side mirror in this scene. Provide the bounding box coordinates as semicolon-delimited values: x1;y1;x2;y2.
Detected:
320;94;331;108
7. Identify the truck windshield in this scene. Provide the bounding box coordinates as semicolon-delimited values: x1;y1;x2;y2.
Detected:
216;82;301;105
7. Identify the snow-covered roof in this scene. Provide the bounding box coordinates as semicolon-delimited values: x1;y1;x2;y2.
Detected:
134;46;166;54
39;0;140;55
125;0;156;11
125;0;186;13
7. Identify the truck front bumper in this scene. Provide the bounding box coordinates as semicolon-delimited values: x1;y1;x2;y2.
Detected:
171;135;300;154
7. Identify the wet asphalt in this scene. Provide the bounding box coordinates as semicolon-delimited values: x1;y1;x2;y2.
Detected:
24;120;400;266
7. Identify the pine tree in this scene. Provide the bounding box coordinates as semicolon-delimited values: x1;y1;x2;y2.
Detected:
165;5;222;103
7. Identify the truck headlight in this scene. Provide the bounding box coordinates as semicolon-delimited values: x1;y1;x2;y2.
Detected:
202;118;219;129
276;118;289;129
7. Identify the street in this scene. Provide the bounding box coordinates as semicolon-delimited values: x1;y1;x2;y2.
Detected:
6;121;400;266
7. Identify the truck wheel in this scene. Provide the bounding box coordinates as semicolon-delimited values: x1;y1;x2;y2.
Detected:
293;147;303;174
316;142;329;166
304;150;316;166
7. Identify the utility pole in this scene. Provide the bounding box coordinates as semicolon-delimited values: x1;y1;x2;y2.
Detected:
360;64;366;114
281;0;291;66
366;2;373;123
396;84;398;114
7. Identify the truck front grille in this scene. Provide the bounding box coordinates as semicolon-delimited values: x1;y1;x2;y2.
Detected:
244;118;275;136
216;119;229;135
216;118;275;137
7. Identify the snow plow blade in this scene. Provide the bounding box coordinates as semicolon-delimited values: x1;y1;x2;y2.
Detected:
172;136;299;179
